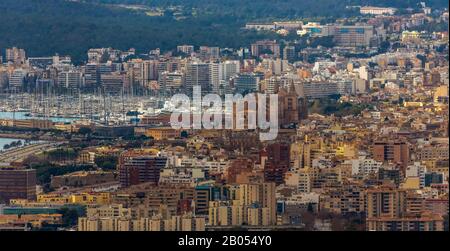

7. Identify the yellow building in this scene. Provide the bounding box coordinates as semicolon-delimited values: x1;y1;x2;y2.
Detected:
69;193;111;205
37;194;70;204
86;204;131;218
401;177;421;190
53;123;75;132
367;213;444;231
37;192;111;205
0;214;62;228
78;214;205;231
247;207;271;226
284;167;311;193
366;187;407;219
209;200;247;227
77;150;96;164
209;182;277;227
401;31;421;43
142;127;179;140
335;143;356;158
403;101;423;107
434;85;449;104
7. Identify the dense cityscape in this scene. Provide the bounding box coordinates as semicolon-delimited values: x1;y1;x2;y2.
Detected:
0;1;449;232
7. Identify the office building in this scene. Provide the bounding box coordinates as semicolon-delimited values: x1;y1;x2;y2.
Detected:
184;62;211;96
333;25;374;47
0;167;36;204
234;73;260;94
301;81;339;98
209;63;220;94
118;151;168;187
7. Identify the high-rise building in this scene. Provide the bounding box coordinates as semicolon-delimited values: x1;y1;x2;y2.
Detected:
0;70;9;90
199;46;220;60
300;24;374;47
359;66;370;81
78;213;206;231
238;182;277;225
283;46;296;62
209;63;220;94
5;47;26;64
118;151;168;187
84;63;100;88
101;72;126;94
251;40;280;58
365;186;444;231
278;84;302;126
0;167;36;204
301;81;339;98
264;77;279;95
209;182;277;227
28;57;54;69
158;71;183;96
366;213;444;231
58;70;82;90
184;62;211;96
366;186;407;219
262;143;290;185
219;60;240;81
261;58;288;75
284;167;311;193
234;73;259;94
332;25;374;47
372;139;410;171
348;156;383;178
177;45;194;55
87;48;108;63
143;60;159;81
337;79;354;95
8;69;27;90
98;63;113;75
124;59;146;95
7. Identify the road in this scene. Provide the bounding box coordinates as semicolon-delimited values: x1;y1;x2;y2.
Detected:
0;142;63;165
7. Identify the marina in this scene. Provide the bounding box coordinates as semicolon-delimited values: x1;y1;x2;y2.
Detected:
0;111;76;123
0;93;166;125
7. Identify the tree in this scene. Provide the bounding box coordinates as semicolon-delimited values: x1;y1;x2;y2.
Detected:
78;127;92;135
59;207;82;227
94;155;118;170
379;40;390;53
309;36;335;48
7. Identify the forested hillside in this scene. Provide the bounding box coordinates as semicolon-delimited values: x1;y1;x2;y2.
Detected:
0;0;447;63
